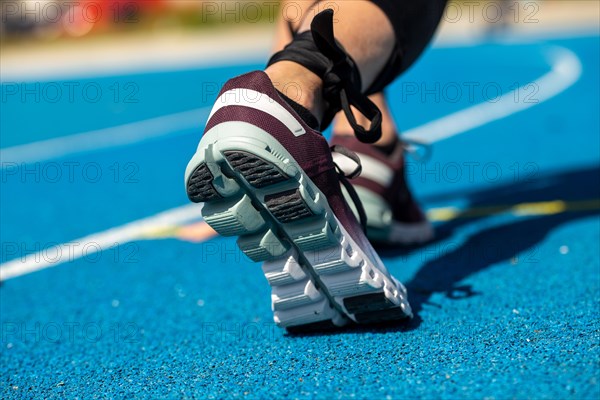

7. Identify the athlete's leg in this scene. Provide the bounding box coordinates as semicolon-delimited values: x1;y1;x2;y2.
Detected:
272;1;397;148
266;0;395;123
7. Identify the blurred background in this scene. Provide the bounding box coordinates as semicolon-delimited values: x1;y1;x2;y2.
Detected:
1;0;598;80
1;0;598;139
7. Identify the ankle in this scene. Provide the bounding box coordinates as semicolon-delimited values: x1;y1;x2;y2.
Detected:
265;61;325;124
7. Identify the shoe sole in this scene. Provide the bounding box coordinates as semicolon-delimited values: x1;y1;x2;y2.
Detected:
185;122;412;330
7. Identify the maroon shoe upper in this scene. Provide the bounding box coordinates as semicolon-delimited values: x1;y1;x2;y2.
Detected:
204;71;371;249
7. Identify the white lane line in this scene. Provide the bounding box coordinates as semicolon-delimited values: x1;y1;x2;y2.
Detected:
0;46;582;281
0;204;203;281
0;107;210;165
403;46;582;143
0;47;579;165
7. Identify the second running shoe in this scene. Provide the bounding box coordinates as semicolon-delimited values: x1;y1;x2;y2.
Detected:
330;134;434;246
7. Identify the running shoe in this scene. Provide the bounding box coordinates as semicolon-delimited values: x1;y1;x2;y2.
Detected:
184;71;412;331
330;134;434;246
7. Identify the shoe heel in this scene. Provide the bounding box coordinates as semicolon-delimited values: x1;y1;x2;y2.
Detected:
202;195;266;237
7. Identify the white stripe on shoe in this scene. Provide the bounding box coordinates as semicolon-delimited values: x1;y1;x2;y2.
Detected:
208;88;306;137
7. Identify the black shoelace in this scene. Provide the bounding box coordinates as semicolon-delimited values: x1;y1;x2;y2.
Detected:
330;145;368;232
311;9;383;145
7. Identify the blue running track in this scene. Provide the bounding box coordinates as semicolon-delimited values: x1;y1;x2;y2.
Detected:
1;34;599;399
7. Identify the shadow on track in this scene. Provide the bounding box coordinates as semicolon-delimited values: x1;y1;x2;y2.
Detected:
381;165;600;325
289;165;599;336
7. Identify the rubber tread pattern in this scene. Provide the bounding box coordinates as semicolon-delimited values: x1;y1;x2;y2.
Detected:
265;189;314;223
354;307;409;324
224;151;287;188
186;164;221;202
343;292;396;314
